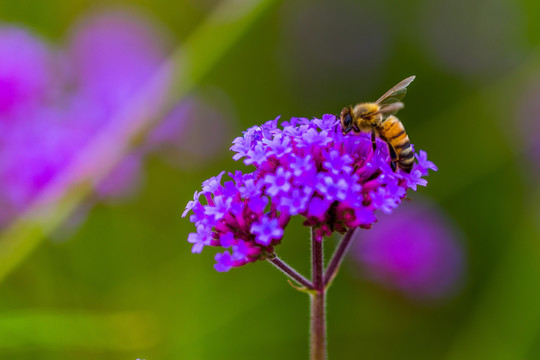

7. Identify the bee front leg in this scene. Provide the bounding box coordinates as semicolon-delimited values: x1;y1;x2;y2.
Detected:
371;130;376;151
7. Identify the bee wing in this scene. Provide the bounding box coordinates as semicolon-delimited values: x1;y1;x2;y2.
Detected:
377;102;404;115
375;76;415;106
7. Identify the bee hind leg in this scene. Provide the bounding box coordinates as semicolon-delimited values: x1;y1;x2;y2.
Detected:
387;144;399;172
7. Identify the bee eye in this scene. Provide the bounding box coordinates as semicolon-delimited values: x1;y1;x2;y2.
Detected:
344;113;352;126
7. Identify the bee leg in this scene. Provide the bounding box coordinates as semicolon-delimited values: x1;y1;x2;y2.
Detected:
371;130;377;151
388;145;398;172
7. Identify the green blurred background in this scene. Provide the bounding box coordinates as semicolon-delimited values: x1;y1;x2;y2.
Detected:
1;0;540;359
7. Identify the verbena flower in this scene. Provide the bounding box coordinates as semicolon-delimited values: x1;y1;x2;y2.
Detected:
352;199;463;300
183;114;437;272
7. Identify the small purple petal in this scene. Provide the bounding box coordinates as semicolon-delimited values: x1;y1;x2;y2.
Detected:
188;225;212;254
264;167;292;197
278;188;310;215
250;216;283;246
231;240;251;261
214;252;233;272
290;154;314;177
323;149;353;175
182;190;201;218
202;170;225;193
248;196;269;214
219;232;235;248
307;197;330;220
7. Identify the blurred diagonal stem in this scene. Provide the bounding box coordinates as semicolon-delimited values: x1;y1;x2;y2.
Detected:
0;0;277;283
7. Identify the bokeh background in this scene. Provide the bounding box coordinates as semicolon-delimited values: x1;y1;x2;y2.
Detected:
0;0;539;359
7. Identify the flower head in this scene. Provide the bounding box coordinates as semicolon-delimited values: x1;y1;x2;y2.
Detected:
184;115;436;271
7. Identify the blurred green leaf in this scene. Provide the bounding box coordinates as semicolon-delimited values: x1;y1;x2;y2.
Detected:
445;216;540;360
0;309;158;351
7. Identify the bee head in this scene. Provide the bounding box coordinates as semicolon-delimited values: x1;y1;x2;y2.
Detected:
340;107;354;134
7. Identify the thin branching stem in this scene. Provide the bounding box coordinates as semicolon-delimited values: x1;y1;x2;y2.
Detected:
268;255;313;289
324;228;357;287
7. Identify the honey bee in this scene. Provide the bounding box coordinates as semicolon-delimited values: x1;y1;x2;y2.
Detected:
340;76;416;173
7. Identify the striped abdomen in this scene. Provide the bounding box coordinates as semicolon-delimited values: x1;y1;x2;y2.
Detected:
379;115;414;173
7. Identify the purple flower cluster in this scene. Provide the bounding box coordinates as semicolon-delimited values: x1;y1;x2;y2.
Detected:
183;115;437;272
68;10;167;113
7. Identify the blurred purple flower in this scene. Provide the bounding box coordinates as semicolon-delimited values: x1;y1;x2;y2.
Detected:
183;115;436;271
67;10;167;111
0;27;54;117
0;107;86;219
0;10;176;226
352;199;464;301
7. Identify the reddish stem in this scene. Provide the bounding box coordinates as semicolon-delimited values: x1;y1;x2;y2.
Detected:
268;255;313;289
310;229;326;360
324;228;357;287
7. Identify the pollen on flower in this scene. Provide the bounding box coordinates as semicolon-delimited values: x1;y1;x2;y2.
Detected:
183;115;436;271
